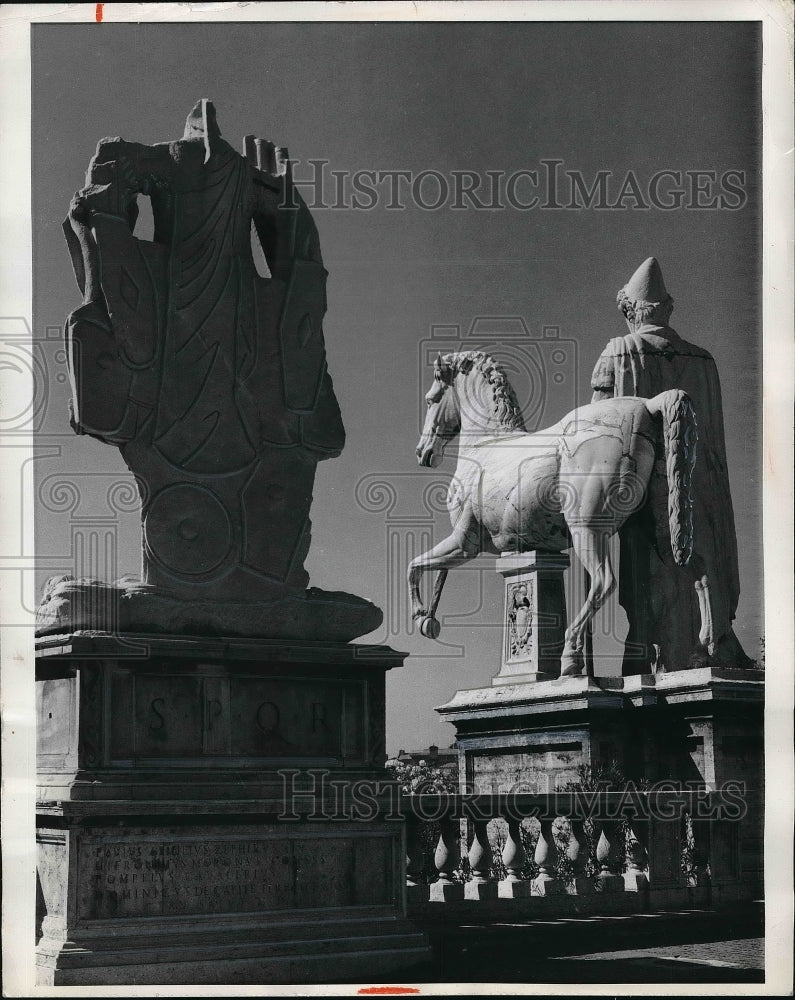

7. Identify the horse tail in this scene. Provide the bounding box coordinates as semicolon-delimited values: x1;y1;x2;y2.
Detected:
646;389;697;566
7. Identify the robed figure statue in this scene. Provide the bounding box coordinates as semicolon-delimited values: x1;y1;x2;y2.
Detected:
591;257;752;673
39;101;380;640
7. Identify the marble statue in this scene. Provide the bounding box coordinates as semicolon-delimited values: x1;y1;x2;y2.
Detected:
591;257;752;672
408;350;710;676
37;100;380;641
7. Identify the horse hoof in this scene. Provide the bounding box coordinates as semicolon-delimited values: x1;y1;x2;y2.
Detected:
560;652;584;676
420;616;441;640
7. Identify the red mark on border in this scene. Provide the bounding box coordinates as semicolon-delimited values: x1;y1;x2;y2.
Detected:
358;990;420;996
96;4;103;21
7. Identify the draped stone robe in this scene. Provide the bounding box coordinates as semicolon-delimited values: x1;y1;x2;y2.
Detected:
63;111;345;599
591;325;748;672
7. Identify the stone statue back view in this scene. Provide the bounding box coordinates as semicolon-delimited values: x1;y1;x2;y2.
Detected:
39;101;380;641
591;256;752;672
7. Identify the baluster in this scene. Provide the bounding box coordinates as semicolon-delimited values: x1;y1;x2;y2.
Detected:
405;813;429;900
689;815;712;893
465;818;497;900
532;817;562;895
566;818;592;894
498;817;531;898
624;817;649;891
502;817;526;879
429;813;464;901
595;819;625;892
434;814;460;882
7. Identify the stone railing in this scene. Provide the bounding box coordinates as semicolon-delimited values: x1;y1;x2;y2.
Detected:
402;790;752;918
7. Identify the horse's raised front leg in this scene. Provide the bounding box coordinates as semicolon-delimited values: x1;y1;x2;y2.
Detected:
562;527;616;676
407;528;479;639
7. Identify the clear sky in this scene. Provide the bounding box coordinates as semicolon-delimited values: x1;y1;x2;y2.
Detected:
32;20;762;756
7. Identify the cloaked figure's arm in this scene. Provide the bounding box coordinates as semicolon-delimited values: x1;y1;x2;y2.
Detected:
62;139;172;444
245;136;343;456
591;342;616;402
246;137;323;279
63;138;173;304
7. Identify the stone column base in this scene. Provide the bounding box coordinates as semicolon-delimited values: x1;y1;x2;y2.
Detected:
532;875;563;896
624;871;650;892
597;874;626;893
464;880;499;901
498;879;533;899
429;881;465;902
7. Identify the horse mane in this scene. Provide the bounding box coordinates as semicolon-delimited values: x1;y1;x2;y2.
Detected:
442;351;526;432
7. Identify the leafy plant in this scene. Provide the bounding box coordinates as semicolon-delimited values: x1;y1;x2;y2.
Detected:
385;757;458;795
388;757;460;883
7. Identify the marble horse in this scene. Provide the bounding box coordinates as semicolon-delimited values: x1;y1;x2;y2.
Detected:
408;351;713;675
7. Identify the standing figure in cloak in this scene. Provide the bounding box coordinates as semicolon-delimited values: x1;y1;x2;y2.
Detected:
50;100;380;640
591;257;752;673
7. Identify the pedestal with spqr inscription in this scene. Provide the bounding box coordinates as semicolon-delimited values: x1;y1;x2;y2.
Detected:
35;632;429;985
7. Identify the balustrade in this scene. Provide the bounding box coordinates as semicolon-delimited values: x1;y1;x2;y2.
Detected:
688;814;712;888
429;813;464;901
624;816;650;891
566;817;592;894
405;812;426;896
465;818;497;900
499;816;531;898
401;790;741;914
532;817;562;896
595;818;625;892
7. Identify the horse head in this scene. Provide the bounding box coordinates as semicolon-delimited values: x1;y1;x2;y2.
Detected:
416;351;526;466
416;353;460;467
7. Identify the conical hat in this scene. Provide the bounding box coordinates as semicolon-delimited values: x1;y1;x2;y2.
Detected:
183;99;221;163
621;257;669;306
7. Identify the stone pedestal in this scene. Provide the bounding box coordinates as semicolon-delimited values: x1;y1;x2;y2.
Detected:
498;879;533;899
623;668;765;903
464;880;498;901
494;551;569;684
439;675;625;794
36;632;429;986
437;666;764;902
438;668;762;790
428;881;465;902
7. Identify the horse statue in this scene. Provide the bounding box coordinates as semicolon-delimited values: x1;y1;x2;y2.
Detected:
408;350;714;676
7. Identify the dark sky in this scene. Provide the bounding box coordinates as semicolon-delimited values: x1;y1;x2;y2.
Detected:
32;20;762;754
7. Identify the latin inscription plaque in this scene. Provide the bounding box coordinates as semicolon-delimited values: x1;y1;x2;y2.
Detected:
78;826;395;919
